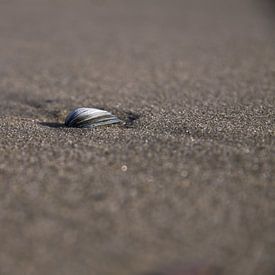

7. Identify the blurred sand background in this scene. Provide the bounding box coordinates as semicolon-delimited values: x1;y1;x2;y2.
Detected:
0;0;274;274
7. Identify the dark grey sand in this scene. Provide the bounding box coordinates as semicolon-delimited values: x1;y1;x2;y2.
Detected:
0;0;274;274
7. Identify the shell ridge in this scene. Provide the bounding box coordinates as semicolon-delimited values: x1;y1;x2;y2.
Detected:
65;108;88;126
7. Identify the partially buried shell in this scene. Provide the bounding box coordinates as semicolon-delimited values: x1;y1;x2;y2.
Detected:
65;107;121;128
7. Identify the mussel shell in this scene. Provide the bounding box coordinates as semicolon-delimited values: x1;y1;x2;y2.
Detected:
65;107;121;128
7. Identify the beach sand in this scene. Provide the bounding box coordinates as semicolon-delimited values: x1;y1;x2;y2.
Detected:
0;0;274;274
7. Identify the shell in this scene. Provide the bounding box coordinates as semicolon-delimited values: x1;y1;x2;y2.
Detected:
64;107;121;128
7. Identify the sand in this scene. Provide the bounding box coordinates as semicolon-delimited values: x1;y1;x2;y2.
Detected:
0;0;274;274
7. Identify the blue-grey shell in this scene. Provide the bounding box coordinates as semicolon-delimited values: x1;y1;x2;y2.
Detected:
65;107;120;128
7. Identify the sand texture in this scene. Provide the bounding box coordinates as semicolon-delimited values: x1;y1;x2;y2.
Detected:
0;0;274;274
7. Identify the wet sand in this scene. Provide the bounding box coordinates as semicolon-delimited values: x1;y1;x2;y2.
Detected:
0;0;274;274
